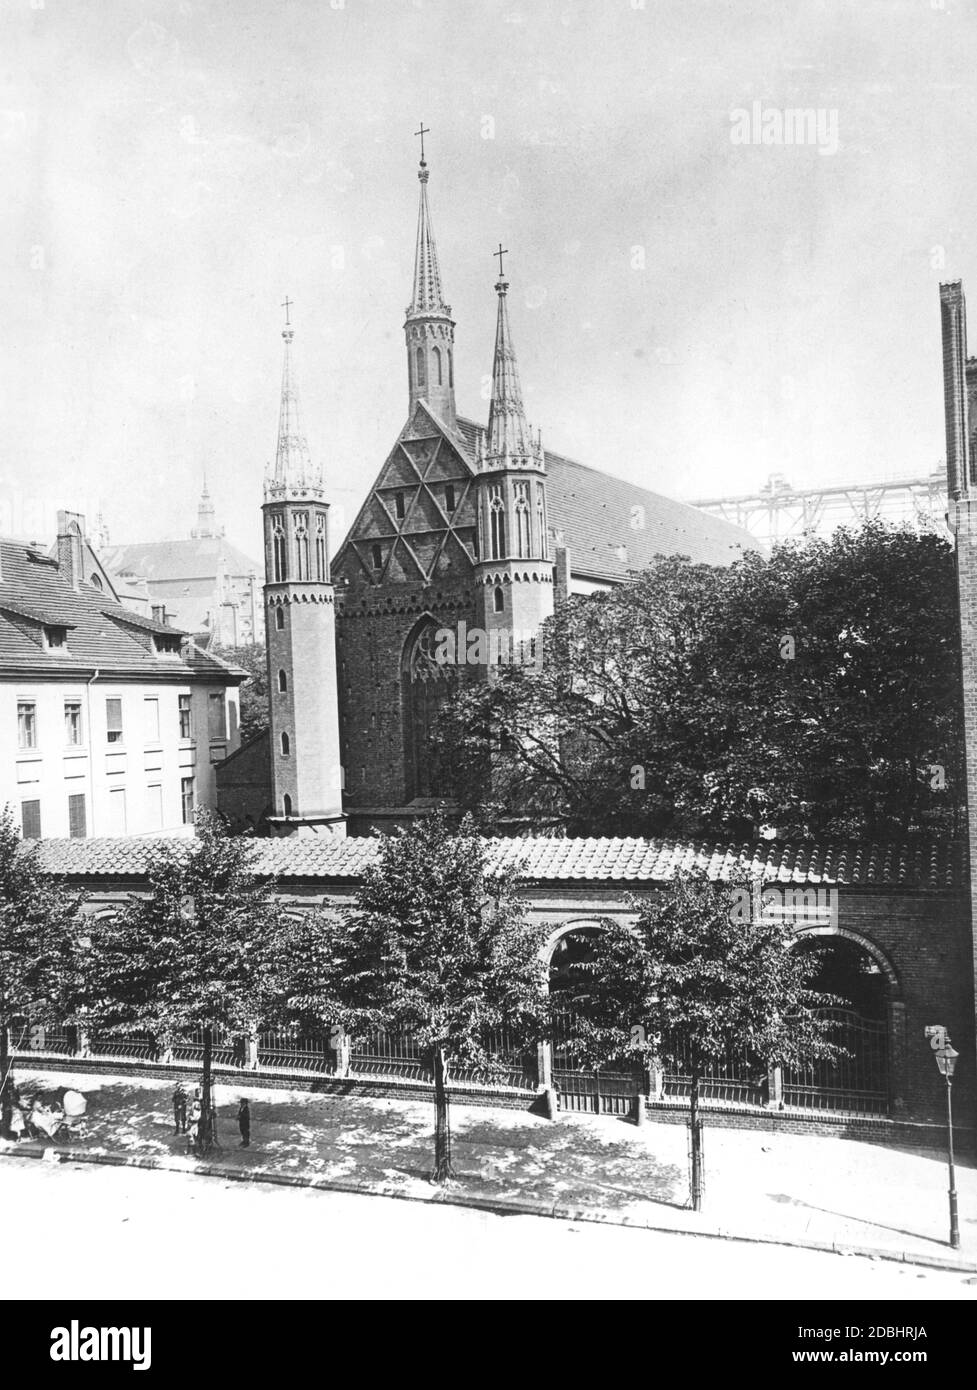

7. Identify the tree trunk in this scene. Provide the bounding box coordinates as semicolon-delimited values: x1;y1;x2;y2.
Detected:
432;1046;454;1184
199;1025;214;1156
689;1058;703;1212
0;1022;12;1140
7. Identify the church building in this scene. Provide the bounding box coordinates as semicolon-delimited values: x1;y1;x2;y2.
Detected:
219;145;750;836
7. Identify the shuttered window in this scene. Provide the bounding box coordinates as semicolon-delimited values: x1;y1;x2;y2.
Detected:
21;800;41;839
106;697;123;744
68;793;86;839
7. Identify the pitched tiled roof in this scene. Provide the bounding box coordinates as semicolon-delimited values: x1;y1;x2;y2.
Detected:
101;538;261;584
0;536;242;680
455;418;752;577
28;835;965;890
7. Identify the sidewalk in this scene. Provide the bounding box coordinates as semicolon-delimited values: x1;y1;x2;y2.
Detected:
4;1068;975;1272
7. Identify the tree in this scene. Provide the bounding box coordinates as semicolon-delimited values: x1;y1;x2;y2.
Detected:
562;873;841;1210
282;816;550;1183
0;807;84;1138
213;641;269;744
432;523;963;840
83;812;288;1155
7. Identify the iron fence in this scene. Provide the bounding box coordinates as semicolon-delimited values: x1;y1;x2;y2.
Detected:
783;1008;888;1116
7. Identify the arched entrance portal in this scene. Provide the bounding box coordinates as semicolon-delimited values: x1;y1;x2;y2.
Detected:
548;924;642;1115
401;617;455;800
783;935;892;1115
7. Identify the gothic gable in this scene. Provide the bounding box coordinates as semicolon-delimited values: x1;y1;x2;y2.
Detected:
334;406;479;590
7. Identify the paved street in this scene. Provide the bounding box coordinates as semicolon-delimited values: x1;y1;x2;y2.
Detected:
0;1155;972;1301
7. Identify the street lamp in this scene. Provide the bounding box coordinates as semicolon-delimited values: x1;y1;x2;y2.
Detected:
924;1025;960;1250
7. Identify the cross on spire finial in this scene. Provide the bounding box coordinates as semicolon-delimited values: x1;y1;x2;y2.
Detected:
281;295;293;327
414;121;430;165
494;243;509;279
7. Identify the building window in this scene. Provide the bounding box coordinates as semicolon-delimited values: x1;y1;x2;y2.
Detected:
515;484;531;558
445;484;455;513
490;489;506;560
294;511;310;581
68;792;86;839
275;607;285;630
45;626;67;651
178;693;192;739
17;701;37;750
181;776;195;825
448;349;454;388
64;700;83;746
272;514;288;582
146;783;163;830
281;732;290;756
107;788;126;834
144;696;160;742
371;544;382;571
105;697;123;744
315;514;327;581
278;669;287;693
283;794;293;817
208;692;226;741
415;346;426;389
433;345;442;385
89;572;103;591
395;492;406;520
494;586;505;613
21;799;41;840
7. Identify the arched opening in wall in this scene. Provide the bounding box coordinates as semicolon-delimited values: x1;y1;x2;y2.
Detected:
547;925;640;1116
448;349;454;388
433;345;442;385
283;794;292;817
493;586;505;613
784;935;891;1116
275;607;285;631
401;616;456;801
280;732;290;756
415;346;426;390
278;669;287;693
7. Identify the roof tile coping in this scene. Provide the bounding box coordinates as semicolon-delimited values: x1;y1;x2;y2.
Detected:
24;835;965;891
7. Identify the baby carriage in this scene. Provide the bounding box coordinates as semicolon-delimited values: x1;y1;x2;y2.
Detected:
23;1089;87;1144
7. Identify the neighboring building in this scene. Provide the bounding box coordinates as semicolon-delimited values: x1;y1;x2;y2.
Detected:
1;511;245;839
100;483;263;648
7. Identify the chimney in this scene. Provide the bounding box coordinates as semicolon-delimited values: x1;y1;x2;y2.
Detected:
940;281;970;500
151;603;166;625
56;510;86;592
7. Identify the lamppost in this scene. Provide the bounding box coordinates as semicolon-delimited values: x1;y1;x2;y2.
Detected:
924;1025;960;1250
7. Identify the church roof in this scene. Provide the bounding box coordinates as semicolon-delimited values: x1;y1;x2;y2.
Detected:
29;833;964;891
100;537;261;584
455;418;751;578
0;535;241;678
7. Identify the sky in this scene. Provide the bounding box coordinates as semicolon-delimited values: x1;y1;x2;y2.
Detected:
3;0;977;561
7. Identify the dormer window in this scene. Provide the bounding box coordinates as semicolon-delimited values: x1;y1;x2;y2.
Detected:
153;633;182;658
44;625;68;651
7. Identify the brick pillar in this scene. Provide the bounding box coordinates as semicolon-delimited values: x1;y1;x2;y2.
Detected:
766;1062;784;1110
888;1000;907;1115
332;1027;351;1078
648;1054;665;1101
246;1025;259;1072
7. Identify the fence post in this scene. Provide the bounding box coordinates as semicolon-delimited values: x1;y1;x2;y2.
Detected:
766;1061;784;1110
246;1025;259;1072
648;1053;665;1101
77;1018;92;1060
332;1028;351;1078
536;1039;558;1119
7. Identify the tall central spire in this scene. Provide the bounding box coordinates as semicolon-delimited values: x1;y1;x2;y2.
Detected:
265;309;323;500
403;126;457;429
484;264;541;468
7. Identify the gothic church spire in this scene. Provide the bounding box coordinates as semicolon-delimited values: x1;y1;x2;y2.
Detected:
266;302;322;501
485;253;542;469
404;126;457;429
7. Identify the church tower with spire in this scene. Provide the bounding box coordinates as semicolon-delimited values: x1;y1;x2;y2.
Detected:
404;127;457;431
262;305;345;837
473;253;553;658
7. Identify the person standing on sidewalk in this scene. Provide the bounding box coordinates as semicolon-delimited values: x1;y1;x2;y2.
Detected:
172;1082;188;1135
237;1098;250;1149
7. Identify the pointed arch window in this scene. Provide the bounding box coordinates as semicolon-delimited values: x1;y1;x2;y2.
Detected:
280;732;290;756
283;794;293;817
489;485;506;560
371;544;383;572
275;606;286;630
278;669;287;693
515;482;531;558
294;511;310;581
401;618;454;800
272;513;287;582
415;346;426;390
315;513;327;581
493;586;505;613
448;349;454;388
537;486;547;561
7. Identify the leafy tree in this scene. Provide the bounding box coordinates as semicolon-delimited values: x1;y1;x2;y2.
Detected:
83;812;288;1155
281;816;550;1183
561;873;841;1209
213;641;269;744
0;806;84;1138
432;524;962;840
